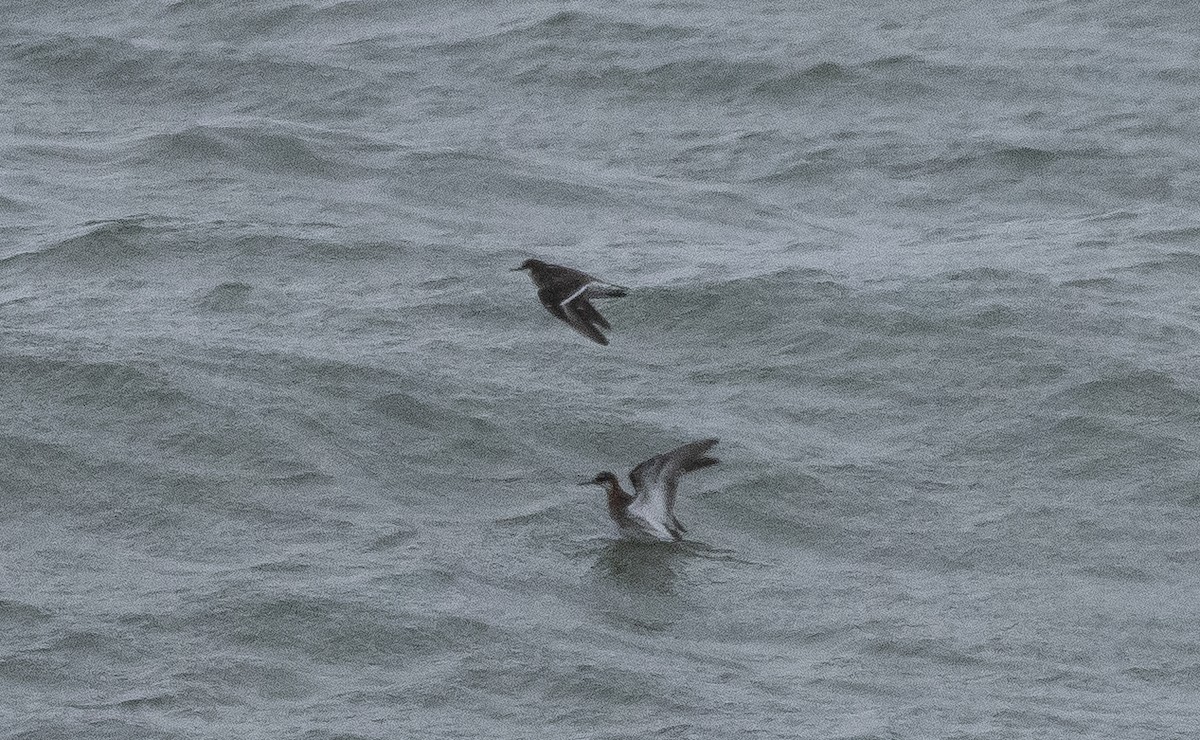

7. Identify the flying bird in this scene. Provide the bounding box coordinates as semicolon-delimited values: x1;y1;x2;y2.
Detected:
511;258;627;345
581;439;720;542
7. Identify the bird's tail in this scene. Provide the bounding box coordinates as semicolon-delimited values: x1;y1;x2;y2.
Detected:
586;283;628;299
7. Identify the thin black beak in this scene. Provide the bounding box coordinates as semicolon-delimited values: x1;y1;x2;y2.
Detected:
578;478;596;486
510;266;526;272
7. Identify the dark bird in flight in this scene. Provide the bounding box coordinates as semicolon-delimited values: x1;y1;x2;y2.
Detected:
512;258;627;345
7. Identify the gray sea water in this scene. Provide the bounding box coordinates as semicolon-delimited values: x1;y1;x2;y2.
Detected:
3;1;1200;738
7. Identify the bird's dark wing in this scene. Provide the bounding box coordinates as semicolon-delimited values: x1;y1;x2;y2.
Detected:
627;439;720;534
572;296;611;331
538;287;609;345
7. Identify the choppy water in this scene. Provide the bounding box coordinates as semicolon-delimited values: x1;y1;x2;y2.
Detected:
3;1;1200;738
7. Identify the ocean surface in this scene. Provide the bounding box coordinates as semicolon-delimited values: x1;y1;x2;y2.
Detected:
3;1;1200;738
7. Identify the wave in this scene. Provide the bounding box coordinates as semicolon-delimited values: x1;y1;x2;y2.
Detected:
1124;250;1200;283
166;0;453;38
0;218;158;272
368;389;509;463
0;218;221;275
524;9;699;43
6;34;165;92
0;599;52;626
132;125;351;179
623;266;849;343
0;353;190;413
384;149;620;211
165;0;316;39
1134;227;1200;245
887;141;1110;179
873;138;1155;210
0;217;411;277
955;410;1190;484
0;348;346;522
503;43;1010;107
1124;661;1200;689
707;469;835;541
5;31;370;118
198;281;253;312
0;195;28;213
1052;370;1200;419
178;591;502;664
511;54;798;99
750;61;858;97
421;10;993;107
437;9;698;53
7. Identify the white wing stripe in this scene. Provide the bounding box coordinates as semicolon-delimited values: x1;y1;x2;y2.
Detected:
559;282;592;307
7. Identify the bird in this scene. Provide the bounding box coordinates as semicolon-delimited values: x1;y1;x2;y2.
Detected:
511;258;627;345
580;439;719;542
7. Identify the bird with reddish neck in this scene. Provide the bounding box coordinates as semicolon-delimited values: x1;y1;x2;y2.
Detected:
580;439;719;542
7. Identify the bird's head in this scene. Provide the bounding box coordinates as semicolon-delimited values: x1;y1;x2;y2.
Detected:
511;258;539;272
579;471;619;490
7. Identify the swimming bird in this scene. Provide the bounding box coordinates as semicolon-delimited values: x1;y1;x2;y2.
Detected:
511;258;627;345
581;439;719;542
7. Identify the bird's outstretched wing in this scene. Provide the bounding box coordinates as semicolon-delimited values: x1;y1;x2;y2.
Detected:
538;281;627;346
627;438;720;539
539;285;606;345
